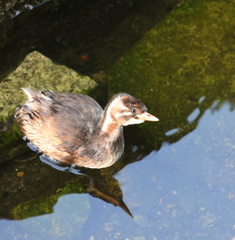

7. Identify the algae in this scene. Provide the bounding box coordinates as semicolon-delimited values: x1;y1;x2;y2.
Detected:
108;0;235;145
11;179;90;238
11;179;87;220
0;51;97;150
0;51;97;117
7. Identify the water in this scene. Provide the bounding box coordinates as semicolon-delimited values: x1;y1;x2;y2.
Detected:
1;0;235;239
1;101;235;239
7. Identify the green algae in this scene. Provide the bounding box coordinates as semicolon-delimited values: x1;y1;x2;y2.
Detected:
108;0;235;145
10;179;90;238
0;124;22;149
0;51;97;117
0;51;97;150
11;179;87;220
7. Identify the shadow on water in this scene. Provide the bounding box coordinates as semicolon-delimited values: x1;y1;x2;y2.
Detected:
0;0;180;80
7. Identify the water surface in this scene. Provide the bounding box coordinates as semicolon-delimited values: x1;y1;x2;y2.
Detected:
1;0;235;239
1;100;235;240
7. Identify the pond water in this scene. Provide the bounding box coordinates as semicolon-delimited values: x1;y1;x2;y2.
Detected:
1;100;235;240
1;0;235;239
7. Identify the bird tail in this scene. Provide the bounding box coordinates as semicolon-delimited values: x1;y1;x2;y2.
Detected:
22;88;54;102
21;88;39;102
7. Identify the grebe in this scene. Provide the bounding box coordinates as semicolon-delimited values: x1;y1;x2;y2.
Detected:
9;89;159;168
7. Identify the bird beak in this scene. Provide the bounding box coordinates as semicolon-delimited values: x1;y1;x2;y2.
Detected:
137;112;159;121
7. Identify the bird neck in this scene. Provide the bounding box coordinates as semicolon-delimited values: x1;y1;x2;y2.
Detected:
97;97;124;141
100;111;122;140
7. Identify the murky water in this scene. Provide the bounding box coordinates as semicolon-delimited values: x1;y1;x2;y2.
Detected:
1;0;235;239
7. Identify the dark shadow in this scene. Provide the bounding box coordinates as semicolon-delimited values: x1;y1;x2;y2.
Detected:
0;0;180;80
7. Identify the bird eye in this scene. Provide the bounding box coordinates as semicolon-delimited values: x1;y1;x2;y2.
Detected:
131;108;136;113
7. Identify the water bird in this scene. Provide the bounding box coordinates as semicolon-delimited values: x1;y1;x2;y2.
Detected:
3;88;159;168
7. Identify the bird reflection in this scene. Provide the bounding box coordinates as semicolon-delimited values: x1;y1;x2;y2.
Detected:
40;154;133;218
85;169;133;218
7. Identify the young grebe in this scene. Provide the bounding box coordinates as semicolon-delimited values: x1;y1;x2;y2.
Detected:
14;88;159;168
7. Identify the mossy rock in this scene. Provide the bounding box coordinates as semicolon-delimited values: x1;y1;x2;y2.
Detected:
108;0;235;145
0;51;98;150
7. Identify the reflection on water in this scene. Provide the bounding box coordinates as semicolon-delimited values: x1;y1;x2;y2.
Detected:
1;0;235;239
40;155;134;218
1;101;235;239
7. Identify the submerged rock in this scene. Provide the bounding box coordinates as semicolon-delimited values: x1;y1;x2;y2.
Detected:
11;179;87;220
108;0;235;146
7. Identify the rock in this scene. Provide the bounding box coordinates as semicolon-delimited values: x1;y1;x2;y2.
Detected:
108;0;235;146
0;51;97;152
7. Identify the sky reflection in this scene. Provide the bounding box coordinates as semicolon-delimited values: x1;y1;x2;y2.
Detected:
1;102;235;240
